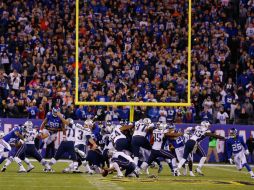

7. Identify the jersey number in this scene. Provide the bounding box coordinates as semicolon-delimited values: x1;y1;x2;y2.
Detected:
136;124;146;132
154;133;162;142
232;143;242;152
67;129;75;138
77;130;84;140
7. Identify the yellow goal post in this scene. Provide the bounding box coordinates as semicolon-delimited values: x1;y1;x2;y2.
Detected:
75;0;192;121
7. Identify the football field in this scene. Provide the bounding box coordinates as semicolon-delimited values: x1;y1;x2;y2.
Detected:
0;162;253;190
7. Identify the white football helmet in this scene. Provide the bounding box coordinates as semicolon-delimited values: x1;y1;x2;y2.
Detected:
158;123;166;130
67;118;74;128
23;121;33;131
200;121;210;129
84;119;94;127
143;118;152;125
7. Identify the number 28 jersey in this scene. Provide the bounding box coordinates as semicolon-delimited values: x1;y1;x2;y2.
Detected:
152;129;168;150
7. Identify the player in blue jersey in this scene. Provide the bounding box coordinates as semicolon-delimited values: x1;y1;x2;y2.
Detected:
47;118;81;172
39;107;68;162
0;124;28;172
0;131;11;163
226;128;254;178
168;128;195;176
40;107;67;133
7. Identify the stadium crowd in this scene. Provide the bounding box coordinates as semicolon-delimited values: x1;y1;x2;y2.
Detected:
0;0;254;124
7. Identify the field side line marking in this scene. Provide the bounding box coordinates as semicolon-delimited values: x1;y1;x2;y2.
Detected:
212;166;249;174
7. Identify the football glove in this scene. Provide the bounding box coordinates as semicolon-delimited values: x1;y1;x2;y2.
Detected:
229;158;233;165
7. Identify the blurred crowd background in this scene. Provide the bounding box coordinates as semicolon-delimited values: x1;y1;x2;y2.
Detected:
0;0;254;124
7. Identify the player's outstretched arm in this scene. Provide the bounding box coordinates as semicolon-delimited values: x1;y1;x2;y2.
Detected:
88;137;98;150
205;132;225;140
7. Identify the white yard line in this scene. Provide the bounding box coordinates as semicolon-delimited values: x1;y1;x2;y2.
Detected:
82;175;124;190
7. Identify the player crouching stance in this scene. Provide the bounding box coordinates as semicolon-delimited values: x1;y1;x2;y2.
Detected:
226;128;254;179
102;150;139;178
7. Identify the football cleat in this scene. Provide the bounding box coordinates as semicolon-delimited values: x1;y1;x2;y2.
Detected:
158;165;163;174
1;167;7;172
195;168;204;176
190;171;195;177
113;174;124;178
173;168;180;176
251;175;254;179
18;167;26;173
27;165;35;172
145;168;149;175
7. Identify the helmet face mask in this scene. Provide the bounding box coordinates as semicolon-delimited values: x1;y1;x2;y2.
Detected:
84;119;94;128
52;107;60;117
200;121;210;129
143;118;152;125
23;121;33;131
67;118;74;128
158;123;166;130
229;128;237;138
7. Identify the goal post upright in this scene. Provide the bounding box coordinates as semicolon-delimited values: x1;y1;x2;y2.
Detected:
75;0;192;121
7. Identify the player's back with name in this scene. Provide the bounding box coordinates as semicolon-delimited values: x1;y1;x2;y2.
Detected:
74;124;92;145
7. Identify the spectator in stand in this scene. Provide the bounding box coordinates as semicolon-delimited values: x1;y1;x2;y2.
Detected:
0;0;253;124
217;107;229;124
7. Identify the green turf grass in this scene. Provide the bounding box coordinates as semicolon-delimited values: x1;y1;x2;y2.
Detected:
0;162;253;190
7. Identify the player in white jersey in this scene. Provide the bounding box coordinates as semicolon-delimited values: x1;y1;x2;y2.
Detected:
141;123;181;176
101;121;115;168
111;122;132;153
103;150;139;178
63;123;96;173
19;122;50;172
175;121;224;175
131;118;154;166
47;118;79;172
0;131;11;161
